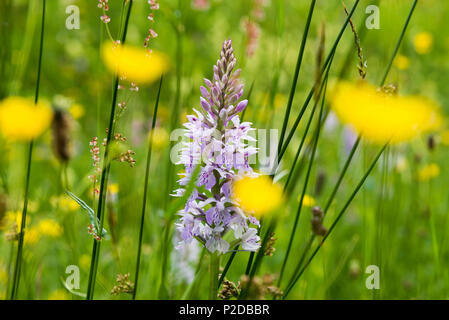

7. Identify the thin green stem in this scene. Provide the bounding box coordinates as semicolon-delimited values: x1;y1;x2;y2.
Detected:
324;136;361;213
239;219;276;300
278;77;328;287
278;0;316;154
162;20;183;213
277;0;360;165
209;254;220;300
240;80;255;122
282;136;361;285
283;102;317;192
283;56;333;193
282;0;418;298
283;144;387;299
380;0;418;86
10;0;46;300
133;76;163;300
245;252;255;275
218;245;239;288
86;0;133;300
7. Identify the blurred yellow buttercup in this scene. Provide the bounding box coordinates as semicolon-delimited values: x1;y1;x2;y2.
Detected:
51;195;79;212
69;103;85;119
0;97;53;141
233;175;283;218
108;183;119;196
393;55;410;70
329;81;441;145
440;130;449;146
299;194;316;207
38;219;63;238
149;127;169;150
101;42;169;84
413;32;433;55
24;227;40;246
418;163;440;182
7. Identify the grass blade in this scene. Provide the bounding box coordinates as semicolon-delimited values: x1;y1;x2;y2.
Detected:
86;0;133;300
277;0;360;166
133;76;163;300
278;75;328;287
380;0;418;86
10;0;46;300
282;0;419;297
283;144;387;298
278;0;316;154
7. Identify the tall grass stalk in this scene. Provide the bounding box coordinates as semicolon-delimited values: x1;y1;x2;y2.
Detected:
380;0;418;86
239;219;276;299
215;2;360;293
242;2;361;295
278;0;316;153
240;80;254;122
283;50;333;194
282;135;361;296
277;0;360;165
158;16;184;298
218;245;239;288
10;0;46;300
283;143;388;298
86;0;133;300
282;0;419;297
163;15;184;210
133;76;163;300
278;75;329;286
209;254;220;300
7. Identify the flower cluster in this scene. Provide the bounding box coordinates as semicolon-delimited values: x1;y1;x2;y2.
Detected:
173;40;260;255
144;0;159;51
111;273;134;295
97;0;110;24
88;137;101;196
88;223;102;241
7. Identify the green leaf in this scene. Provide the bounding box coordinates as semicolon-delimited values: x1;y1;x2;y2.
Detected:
66;190;107;239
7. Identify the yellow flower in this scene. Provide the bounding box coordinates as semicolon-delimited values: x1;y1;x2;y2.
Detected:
418;163;440;181
101;43;169;84
24;227;40;246
79;254;91;270
51;195;79;211
0;97;53;141
274;93;287;110
1;211;42;245
48;289;69;300
413;32;433;55
149;127;169;150
440;130;449;146
69;103;85;119
1;210;25;231
393;55;410;70
108;183;119;196
233;175;283;217
38;219;63;238
298;194;316;207
329;81;441;144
